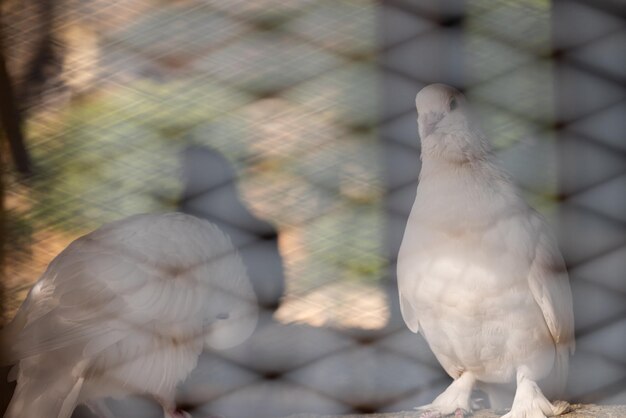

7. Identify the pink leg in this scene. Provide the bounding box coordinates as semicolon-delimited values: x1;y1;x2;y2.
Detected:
454;408;468;418
155;396;191;418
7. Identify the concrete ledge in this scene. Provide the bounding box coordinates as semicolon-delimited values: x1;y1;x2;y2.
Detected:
287;404;626;418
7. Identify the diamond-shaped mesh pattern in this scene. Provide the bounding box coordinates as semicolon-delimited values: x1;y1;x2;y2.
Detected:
0;0;624;416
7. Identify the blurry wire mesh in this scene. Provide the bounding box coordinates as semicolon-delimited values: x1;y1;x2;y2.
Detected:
0;0;625;416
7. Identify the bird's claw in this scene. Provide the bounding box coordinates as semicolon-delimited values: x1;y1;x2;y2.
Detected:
454;408;470;418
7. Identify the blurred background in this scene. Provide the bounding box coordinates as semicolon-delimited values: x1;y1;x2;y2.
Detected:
0;0;624;416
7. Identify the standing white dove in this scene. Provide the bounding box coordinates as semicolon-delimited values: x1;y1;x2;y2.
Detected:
397;84;575;418
1;212;258;418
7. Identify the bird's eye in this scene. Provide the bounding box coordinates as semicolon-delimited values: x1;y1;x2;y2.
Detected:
216;312;230;320
449;98;457;111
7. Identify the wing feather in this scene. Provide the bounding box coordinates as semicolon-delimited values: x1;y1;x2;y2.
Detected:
4;214;230;364
5;236;156;362
526;212;575;395
399;290;420;333
527;213;575;352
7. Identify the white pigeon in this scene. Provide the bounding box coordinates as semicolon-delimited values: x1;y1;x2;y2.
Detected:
1;213;258;418
397;84;575;418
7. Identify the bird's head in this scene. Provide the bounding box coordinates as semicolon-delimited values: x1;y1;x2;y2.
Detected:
415;83;467;140
415;84;489;163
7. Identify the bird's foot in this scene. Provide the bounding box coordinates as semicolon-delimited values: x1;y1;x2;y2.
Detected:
501;401;569;418
156;395;192;418
416;372;475;417
455;408;470;418
503;371;570;418
417;408;442;418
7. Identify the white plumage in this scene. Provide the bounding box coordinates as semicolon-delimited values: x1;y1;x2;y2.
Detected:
1;213;258;418
397;84;575;418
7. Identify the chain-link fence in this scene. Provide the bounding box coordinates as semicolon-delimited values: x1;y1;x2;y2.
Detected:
1;0;624;416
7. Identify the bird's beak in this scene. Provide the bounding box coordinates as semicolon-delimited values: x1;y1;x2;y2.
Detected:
419;112;444;139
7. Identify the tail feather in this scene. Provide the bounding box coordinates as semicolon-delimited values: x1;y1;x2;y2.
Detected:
547;345;570;399
4;362;83;418
58;377;84;418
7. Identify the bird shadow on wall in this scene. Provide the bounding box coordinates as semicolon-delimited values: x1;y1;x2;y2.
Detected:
177;144;286;313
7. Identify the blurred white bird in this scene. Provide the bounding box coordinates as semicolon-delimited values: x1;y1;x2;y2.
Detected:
1;213;258;418
397;84;575;418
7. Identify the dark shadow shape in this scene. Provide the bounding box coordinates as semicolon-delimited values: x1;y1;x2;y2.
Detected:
178;145;285;311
